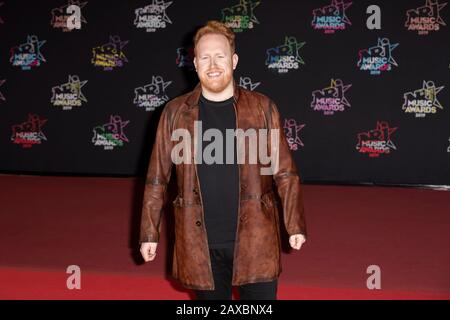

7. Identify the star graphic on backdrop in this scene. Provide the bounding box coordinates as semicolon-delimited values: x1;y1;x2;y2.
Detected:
67;75;88;102
376;121;397;150
422;80;445;109
109;115;130;142
425;0;447;25
26;35;47;63
330;79;352;107
284;36;306;64
336;0;353;25
152;0;172;24
284;119;305;147
377;38;399;67
247;0;261;24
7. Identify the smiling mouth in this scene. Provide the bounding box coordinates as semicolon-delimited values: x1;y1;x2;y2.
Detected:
206;71;222;78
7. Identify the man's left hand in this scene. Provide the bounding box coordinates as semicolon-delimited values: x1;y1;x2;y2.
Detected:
289;234;306;250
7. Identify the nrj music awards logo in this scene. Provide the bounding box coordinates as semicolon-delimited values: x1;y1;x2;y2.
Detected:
284;119;305;151
357;38;399;75
10;35;46;70
403;80;444;117
91;36;128;71
356;121;397;157
312;0;352;34
176;46;194;70
51;0;88;32
266;37;305;74
311;79;351;115
92;115;129;150
134;76;171;111
239;76;260;91
134;0;172;32
51;75;88;110
221;0;260;32
405;0;447;35
11;114;47;148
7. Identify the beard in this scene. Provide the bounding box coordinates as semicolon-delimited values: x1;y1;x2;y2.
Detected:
198;69;233;94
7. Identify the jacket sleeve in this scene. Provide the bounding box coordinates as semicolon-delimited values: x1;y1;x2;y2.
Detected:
139;104;174;243
269;99;307;239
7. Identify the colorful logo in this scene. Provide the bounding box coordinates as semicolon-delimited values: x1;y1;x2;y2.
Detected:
221;0;260;32
134;76;171;111
51;0;88;32
266;37;305;74
176;46;194;70
134;0;172;32
11;114;47;148
311;79;352;115
91;36;128;71
403;80;444;117
238;76;260;91
10;35;46;70
312;0;352;34
51;75;88;110
284;119;305;151
0;79;5;102
357;38;399;75
92;115;129;150
405;0;447;35
356;121;397;157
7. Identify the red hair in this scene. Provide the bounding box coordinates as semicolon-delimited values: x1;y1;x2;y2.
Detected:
194;20;235;54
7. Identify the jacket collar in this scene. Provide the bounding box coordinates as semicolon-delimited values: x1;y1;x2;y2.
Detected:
185;79;241;107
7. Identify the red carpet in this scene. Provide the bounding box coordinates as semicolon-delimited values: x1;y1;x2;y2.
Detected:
0;174;449;299
1;267;449;300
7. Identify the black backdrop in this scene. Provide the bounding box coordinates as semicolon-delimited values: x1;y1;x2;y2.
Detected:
0;0;449;186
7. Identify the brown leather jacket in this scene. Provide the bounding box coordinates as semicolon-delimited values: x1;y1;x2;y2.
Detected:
140;81;307;290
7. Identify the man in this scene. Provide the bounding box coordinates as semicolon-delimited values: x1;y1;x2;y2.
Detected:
140;20;306;300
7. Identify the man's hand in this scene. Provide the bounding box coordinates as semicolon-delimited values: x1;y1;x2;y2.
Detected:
289;234;306;250
140;242;158;262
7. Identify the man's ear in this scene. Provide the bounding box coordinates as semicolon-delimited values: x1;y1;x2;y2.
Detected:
193;57;197;71
232;53;239;70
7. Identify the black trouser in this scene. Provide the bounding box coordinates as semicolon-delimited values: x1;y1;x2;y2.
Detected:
194;245;278;300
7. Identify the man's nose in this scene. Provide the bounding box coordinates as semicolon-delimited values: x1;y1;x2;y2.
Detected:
210;58;218;68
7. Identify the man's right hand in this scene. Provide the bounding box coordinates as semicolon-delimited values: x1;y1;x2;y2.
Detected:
140;242;158;262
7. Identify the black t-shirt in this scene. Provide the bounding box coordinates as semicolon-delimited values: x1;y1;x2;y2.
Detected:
196;94;239;249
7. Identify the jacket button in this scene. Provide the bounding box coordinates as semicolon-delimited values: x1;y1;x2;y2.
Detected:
240;215;247;222
195;220;202;227
241;184;247;190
